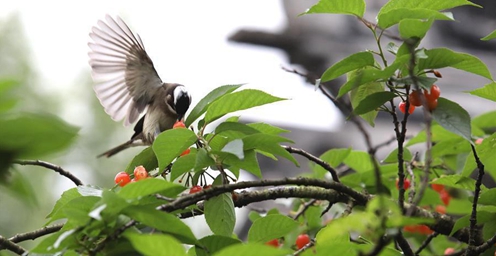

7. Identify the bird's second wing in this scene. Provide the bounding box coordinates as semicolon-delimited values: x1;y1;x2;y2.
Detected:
88;15;162;126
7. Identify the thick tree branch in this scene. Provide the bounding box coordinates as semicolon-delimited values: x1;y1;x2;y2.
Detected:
13;160;83;186
0;236;25;255
8;224;63;244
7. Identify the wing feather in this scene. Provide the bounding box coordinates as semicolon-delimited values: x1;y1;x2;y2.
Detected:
88;15;162;126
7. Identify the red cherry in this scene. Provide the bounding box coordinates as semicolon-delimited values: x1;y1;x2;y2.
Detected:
180;148;191;156
424;85;441;101
173;121;186;129
133;165;148;181
444;247;456;255
409;90;423;107
189;185;202;194
427;99;438;111
403;225;417;233
203;185;212;189
265;239;279;247
114;172;131;187
435;205;446;214
418;225;433;235
475;138;484;145
396;178;411;190
295;234;311;249
431;182;445;193
439;189;451;206
399;102;415;114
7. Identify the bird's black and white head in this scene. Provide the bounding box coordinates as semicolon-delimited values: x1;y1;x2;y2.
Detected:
172;85;191;121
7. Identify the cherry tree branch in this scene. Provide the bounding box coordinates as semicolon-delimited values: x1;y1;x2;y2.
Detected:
466;144;485;255
283;146;340;182
0;236;25;255
13;160;83;186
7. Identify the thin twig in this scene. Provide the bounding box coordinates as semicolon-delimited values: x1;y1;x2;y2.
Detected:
283;146;340;182
0;236;25;255
293;239;315;256
293;199;318;220
415;232;439;255
8;224;63;244
466;144;485;255
13;160;83;186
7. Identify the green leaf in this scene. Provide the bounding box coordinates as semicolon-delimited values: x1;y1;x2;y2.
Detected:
430;174;479;191
224;149;261;178
481;29;496;41
247;122;289;135
185;84;243;126
417;48;493;80
204;193;236;236
311;148;351;178
205;89;286;124
48;196;100;224
431;138;471;158
353;91;395;115
46;188;82;219
214;243;291;256
123;205;197;244
124;232;187;256
248;214;298;242
0;79;18;113
339;55;409;98
398;18;434;40
125;146;158;173
243;133;298;166
406;124;461;146
195;235;241;256
321;52;375;82
30;229;79;254
378;0;480;18
472;111;496;130
350;80;384;126
195;148;216;171
383;148;412;163
153;128;197;170
170;151;197;181
462;133;496;179
451;211;496;236
431;97;472;142
221;139;244;159
343;150;376;173
378;8;453;29
479;188;496;206
468;81;496;102
215;122;260;138
0;114;78;158
303;0;366;17
118;178;185;200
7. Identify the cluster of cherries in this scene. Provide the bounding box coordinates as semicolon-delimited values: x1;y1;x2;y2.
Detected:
396;177;451;235
399;85;441;114
114;165;149;187
266;234;311;250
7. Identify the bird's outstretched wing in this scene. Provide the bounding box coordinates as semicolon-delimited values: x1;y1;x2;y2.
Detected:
88;15;162;126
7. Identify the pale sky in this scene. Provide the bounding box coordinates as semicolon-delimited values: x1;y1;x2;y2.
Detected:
1;0;341;131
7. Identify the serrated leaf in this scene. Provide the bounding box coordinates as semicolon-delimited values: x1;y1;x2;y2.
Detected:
479;188;496;206
215;122;260;138
353;91;395;115
398;18;434;40
195;235;241;256
205;89;286;124
118;178;185;200
123;205;196;244
247;214;298;242
406;124;461;146
153;128;197;170
48;196;100;224
221;139;244;160
125;146;158;173
431;138;471;158
378;0;480;18
481;29;496;41
468;81;496;102
214;243;292;256
321;52;375;82
431;97;472;142
243;133;298;166
224;149;261;178
170;151;197;181
343;150;376;173
312;148;351;178
430;174;479;191
0;114;79;158
204;193;236;236
383;148;412;163
350;79;384;126
247;122;289;135
124;232;187;256
451;211;496;236
462;133;496;178
195;148;216;171
378;8;453;29
472;110;496;130
418;48;493;80
185;84;243;126
303;0;366;17
46;188;82;219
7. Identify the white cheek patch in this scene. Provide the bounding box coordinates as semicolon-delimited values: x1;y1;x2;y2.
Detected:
173;86;190;105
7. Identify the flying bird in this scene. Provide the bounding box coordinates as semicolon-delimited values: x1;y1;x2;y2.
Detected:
88;15;191;157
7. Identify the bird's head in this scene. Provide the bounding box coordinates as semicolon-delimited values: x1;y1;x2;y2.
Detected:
171;85;191;121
